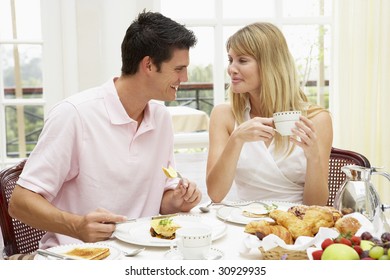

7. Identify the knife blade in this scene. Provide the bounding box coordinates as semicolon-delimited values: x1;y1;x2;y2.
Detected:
116;213;178;224
36;249;82;260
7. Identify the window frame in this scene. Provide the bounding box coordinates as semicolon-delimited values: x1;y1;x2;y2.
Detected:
158;0;332;107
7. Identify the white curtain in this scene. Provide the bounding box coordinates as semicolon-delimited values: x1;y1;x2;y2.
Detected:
332;0;390;202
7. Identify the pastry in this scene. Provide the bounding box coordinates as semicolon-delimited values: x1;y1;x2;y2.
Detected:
287;205;309;219
244;220;294;244
303;206;335;235
269;209;313;239
334;216;361;236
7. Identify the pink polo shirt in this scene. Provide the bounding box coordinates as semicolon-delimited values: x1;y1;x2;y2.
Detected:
17;78;179;248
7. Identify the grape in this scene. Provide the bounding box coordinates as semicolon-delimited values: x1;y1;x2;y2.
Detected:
359;250;370;259
378;255;390;260
369;246;384;259
382;242;390;249
371;237;381;244
361;232;373;240
381;232;390;243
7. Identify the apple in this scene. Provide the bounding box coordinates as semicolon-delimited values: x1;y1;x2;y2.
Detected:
321;244;360;260
360;240;375;251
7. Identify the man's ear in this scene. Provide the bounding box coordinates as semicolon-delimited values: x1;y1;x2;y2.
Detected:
141;56;153;72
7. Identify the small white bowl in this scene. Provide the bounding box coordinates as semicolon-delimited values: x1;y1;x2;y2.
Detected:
273;111;301;136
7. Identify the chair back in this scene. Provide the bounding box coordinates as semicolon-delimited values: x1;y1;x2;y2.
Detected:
327;147;371;206
0;160;46;258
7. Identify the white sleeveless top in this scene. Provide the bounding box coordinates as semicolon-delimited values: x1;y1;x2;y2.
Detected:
233;104;306;204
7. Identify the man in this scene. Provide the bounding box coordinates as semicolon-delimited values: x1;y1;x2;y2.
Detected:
8;11;201;249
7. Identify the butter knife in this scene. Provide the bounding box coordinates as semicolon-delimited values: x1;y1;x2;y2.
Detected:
36;249;82;260
116;213;178;224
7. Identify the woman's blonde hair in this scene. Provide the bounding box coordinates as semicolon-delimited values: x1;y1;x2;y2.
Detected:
226;22;325;154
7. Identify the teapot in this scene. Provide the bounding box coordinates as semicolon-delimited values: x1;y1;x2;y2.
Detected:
333;165;390;231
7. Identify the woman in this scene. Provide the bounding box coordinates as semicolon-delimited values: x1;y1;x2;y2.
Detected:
206;22;333;205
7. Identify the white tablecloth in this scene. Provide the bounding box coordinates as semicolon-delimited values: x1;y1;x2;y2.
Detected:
105;205;261;260
167;106;209;133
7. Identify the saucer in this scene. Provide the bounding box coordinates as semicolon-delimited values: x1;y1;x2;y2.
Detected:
163;247;224;260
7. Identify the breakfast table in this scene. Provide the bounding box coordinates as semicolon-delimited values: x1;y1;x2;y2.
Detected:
6;202;265;260
6;201;390;261
105;205;262;260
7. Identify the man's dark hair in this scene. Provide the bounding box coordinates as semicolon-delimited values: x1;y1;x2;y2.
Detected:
121;11;197;75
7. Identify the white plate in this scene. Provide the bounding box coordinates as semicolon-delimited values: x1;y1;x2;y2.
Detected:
216;201;299;225
34;242;123;260
114;214;227;247
164;247;224;260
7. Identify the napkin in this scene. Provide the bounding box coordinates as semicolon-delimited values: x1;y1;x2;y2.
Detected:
240;212;376;257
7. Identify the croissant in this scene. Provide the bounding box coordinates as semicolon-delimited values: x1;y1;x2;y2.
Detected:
303;206;335;235
244;220;294;244
269;209;313;239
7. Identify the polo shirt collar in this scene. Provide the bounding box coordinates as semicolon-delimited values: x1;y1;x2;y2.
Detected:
102;78;155;130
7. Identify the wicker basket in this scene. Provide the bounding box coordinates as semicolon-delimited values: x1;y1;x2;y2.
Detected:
259;246;309;260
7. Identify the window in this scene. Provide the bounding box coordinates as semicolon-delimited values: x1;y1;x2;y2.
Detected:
0;0;44;168
161;0;332;112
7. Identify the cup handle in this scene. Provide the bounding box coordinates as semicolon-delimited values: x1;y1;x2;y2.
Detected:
170;238;180;250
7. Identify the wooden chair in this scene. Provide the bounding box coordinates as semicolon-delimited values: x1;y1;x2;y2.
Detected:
0;160;46;259
327;147;371;207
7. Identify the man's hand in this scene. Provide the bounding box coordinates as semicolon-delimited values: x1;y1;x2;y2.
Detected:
161;178;202;214
75;208;127;242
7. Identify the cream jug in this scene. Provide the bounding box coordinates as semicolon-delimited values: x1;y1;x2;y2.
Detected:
333;165;390;230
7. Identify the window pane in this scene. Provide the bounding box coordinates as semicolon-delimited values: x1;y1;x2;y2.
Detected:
161;0;215;19
188;27;213;81
1;44;43;98
223;0;275;18
0;0;13;40
283;0;332;17
166;27;214;114
0;0;42;40
283;24;331;107
5;105;44;158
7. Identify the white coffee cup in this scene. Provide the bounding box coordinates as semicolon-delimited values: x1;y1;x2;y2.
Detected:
273;111;301;136
171;226;212;260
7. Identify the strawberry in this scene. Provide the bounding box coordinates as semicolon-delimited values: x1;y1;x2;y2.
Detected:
321;238;334;250
353;245;363;256
339;237;352;247
312;250;323;260
350;235;361;245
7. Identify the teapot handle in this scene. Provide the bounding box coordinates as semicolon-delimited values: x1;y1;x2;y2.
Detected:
371;166;390;182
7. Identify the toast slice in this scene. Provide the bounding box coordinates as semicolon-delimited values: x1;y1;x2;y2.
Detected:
64;247;110;260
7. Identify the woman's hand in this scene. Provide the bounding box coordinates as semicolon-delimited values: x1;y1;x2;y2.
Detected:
233;117;275;143
290;115;321;160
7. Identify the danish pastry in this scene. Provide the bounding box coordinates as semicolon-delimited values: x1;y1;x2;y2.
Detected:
269;209;313;239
